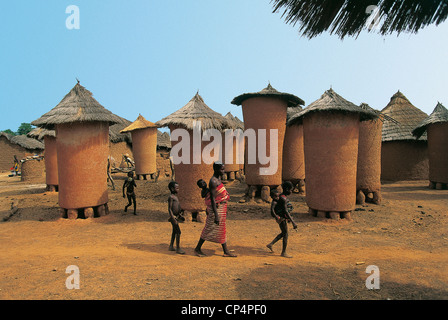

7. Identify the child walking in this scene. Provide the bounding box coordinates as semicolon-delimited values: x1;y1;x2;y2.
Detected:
167;181;185;254
266;181;297;258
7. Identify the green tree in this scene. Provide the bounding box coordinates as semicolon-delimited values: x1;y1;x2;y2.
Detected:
16;123;34;136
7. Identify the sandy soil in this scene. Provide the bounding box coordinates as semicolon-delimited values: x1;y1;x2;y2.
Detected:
0;172;447;300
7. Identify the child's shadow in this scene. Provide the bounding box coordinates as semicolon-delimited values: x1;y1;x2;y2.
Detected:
122;242;207;257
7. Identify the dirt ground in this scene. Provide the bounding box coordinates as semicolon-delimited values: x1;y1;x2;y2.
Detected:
0;172;447;300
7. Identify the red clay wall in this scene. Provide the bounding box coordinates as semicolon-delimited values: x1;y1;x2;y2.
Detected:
304;112;360;212
131;128;157;175
357;118;382;192
109;141;133;168
169;125;214;212
21;159;45;183
0;137;42;172
282;124;305;182
427;122;448;183
56;122;109;210
44;136;58;186
242;97;287;186
381;141;428;181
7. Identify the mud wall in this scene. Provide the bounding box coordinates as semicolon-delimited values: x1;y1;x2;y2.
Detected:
44;136;58;186
21;159;45;183
381;140;428;181
282;124;305;182
0;136;42;172
304;112;360;212
56;122;109;210
427;122;448;183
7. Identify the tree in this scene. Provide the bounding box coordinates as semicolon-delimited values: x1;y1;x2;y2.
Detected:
1;129;16;136
16;123;34;136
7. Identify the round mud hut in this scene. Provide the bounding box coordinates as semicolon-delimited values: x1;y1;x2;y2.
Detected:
288;88;377;221
412;102;448;189
32;82;124;219
355;103;391;205
231;84;305;203
381;91;429;181
156;92;231;218
222;112;245;182
109;116;133;168
121;114;158;181
28;128;58;191
282;107;305;194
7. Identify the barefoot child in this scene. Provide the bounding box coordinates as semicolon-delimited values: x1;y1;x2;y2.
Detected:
266;181;298;258
197;179;210;199
167;181;185;254
123;171;137;215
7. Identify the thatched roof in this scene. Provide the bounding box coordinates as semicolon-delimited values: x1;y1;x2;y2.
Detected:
412;102;448;139
157;131;172;149
4;134;44;150
109;115;132;144
32;82;125;130
288;88;378;126
381;91;428;142
224;112;245;130
231;83;305;108
359;103;398;124
27;127;56;140
121;114;157;133
272;0;448;39
155;92;232;131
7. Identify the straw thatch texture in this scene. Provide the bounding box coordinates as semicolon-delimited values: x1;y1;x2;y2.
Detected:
224;112;245;130
231;83;305;108
32;82;124;130
156;93;232;131
157;131;172;149
109;116;132;144
272;0;448;39
27;127;56;140
10;135;44;151
288;88;378;126
412;102;448;139
381;91;428;142
120;114;158;133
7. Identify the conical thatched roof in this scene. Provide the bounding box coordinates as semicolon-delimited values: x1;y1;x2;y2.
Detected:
155;93;231;131
224;112;245;130
288;88;378;126
231;83;305;108
120;114;157;133
109;115;132;144
286;106;304;126
8;135;44;150
412;102;448;139
27;127;56;140
381;91;428;142
32;82;124;130
157;131;172;149
359;103;399;124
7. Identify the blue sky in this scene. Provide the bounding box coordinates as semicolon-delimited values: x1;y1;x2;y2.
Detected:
1;1;447;133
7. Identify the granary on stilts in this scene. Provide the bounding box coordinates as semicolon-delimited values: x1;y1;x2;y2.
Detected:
222;112;245;182
28;127;58;191
412;102;448;190
355;103;393;205
381;91;429;181
288;88;377;221
121;114;159;181
231;84;304;203
156;92;232;220
283;106;305;194
32;81;124;219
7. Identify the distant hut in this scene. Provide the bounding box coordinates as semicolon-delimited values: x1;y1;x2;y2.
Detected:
121;114;158;180
109;116;133;168
222;112;245;181
156;93;231;217
381;91;429;181
0;132;44;172
288;88;377;220
32;82;123;219
412;102;448;189
355;103;387;205
28;128;58;191
231;84;304;202
283;107;305;193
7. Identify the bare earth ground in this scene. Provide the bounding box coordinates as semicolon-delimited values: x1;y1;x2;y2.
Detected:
0;172;447;300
